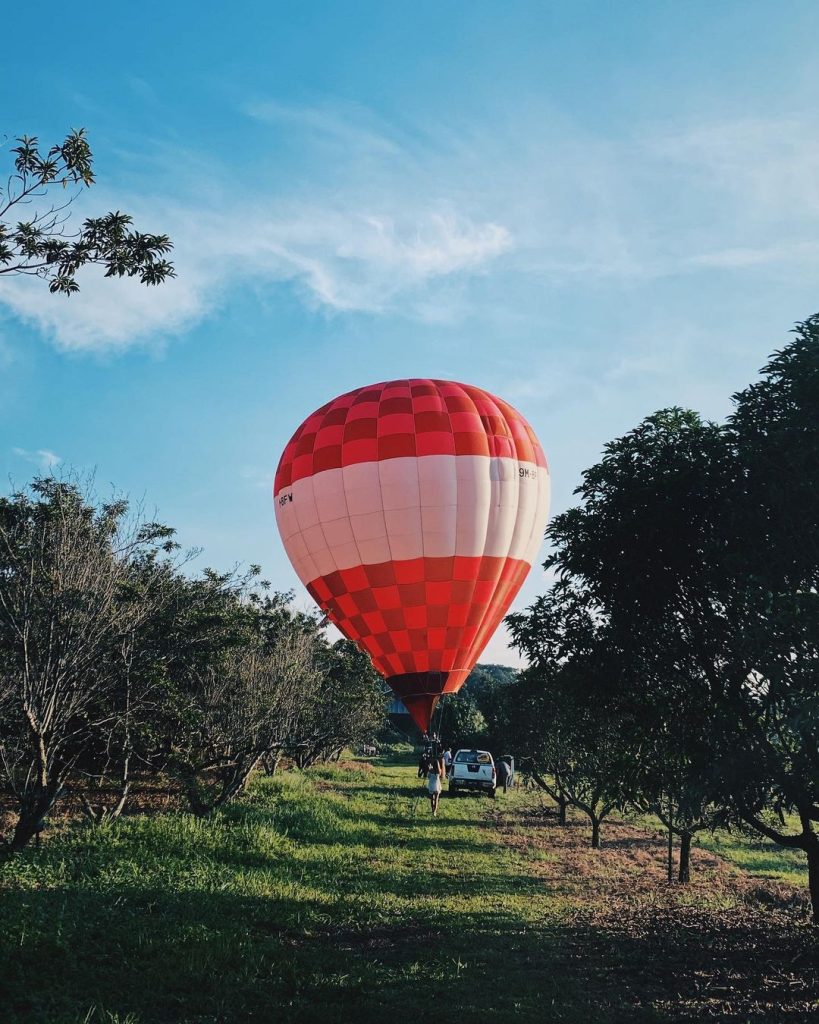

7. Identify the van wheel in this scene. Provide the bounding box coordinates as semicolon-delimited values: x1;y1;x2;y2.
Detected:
489;788;496;799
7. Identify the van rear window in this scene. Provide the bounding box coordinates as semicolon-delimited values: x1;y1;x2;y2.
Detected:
454;751;492;764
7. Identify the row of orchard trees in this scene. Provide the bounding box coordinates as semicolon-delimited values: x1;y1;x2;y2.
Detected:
0;478;386;851
502;318;819;920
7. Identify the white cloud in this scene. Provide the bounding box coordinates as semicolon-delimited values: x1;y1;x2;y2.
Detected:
5;105;819;354
0;267;211;354
12;447;62;471
257;209;512;312
0;196;511;352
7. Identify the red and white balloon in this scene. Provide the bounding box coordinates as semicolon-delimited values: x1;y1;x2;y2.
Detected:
274;379;550;732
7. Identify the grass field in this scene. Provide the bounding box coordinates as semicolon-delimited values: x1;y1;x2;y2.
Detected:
1;752;817;1023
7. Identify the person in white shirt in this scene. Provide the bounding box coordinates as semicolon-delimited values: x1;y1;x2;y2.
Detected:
427;753;445;815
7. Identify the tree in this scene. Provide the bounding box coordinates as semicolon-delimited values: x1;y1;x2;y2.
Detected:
626;653;728;884
462;664;518;751
551;409;740;872
508;589;636;847
549;698;631;850
0;129;174;293
170;633;320;815
437;689;488;750
499;667;573;821
76;551;188;825
533;338;819;914
138;570;317;814
720;320;819;916
0;477;173;849
0;473;385;838
288;640;387;769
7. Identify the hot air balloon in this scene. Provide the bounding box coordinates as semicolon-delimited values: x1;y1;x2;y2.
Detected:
274;379;550;733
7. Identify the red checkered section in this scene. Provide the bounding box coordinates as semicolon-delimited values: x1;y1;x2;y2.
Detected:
275;379;548;492
306;555;530;681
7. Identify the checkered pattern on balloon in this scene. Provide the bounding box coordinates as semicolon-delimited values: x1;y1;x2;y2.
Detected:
275;379;550;732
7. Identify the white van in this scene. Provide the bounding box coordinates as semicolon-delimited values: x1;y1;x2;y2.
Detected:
448;749;496;796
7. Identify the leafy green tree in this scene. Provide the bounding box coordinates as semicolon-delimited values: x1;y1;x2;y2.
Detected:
437;689;488;750
528;329;819;911
288;640;387;769
508;588;638;847
462;664;518;752
720;320;819;915
465;663;518;700
0;477;174;849
138;570;323;814
625;646;728;883
552;409;740;871
170;633;321;815
0;129;174;293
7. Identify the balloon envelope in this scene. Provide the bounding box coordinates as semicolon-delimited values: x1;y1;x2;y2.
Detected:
274;379;550;732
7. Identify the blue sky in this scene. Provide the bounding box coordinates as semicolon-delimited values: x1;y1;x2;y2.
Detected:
3;1;819;663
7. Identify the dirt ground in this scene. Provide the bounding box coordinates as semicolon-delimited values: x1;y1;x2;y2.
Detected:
491;802;818;1021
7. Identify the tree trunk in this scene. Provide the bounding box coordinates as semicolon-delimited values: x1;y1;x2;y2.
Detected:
219;757;262;807
591;816;601;849
81;782;130;825
557;788;568;825
183;755;263;817
736;802;819;923
10;778;66;852
807;843;819;926
678;831;692;884
667;792;674;885
81;753;131;824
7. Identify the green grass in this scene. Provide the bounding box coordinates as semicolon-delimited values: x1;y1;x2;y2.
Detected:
0;757;590;1023
0;755;814;1023
621;807;809;885
697;825;808;885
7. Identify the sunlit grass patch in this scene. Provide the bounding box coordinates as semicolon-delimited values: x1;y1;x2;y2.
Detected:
697;829;808;885
0;753;814;1023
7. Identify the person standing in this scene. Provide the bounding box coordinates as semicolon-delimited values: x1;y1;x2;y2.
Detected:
443;747;453;777
496;757;512;794
427;752;445;815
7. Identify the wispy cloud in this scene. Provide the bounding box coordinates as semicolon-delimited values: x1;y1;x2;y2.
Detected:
648;116;819;215
12;447;62;471
685;241;819;269
0;198;511;352
0;101;516;352
4;104;819;354
243;99;401;155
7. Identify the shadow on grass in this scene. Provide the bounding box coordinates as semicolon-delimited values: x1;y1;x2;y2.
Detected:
2;877;816;1023
3;758;815;1023
0;882;589;1024
0;884;366;1023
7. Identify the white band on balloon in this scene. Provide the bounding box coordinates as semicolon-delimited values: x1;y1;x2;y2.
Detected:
275;454;550;586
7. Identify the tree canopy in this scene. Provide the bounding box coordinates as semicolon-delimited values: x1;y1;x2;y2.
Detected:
0;475;385;849
504;318;819;914
0;129;174;293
